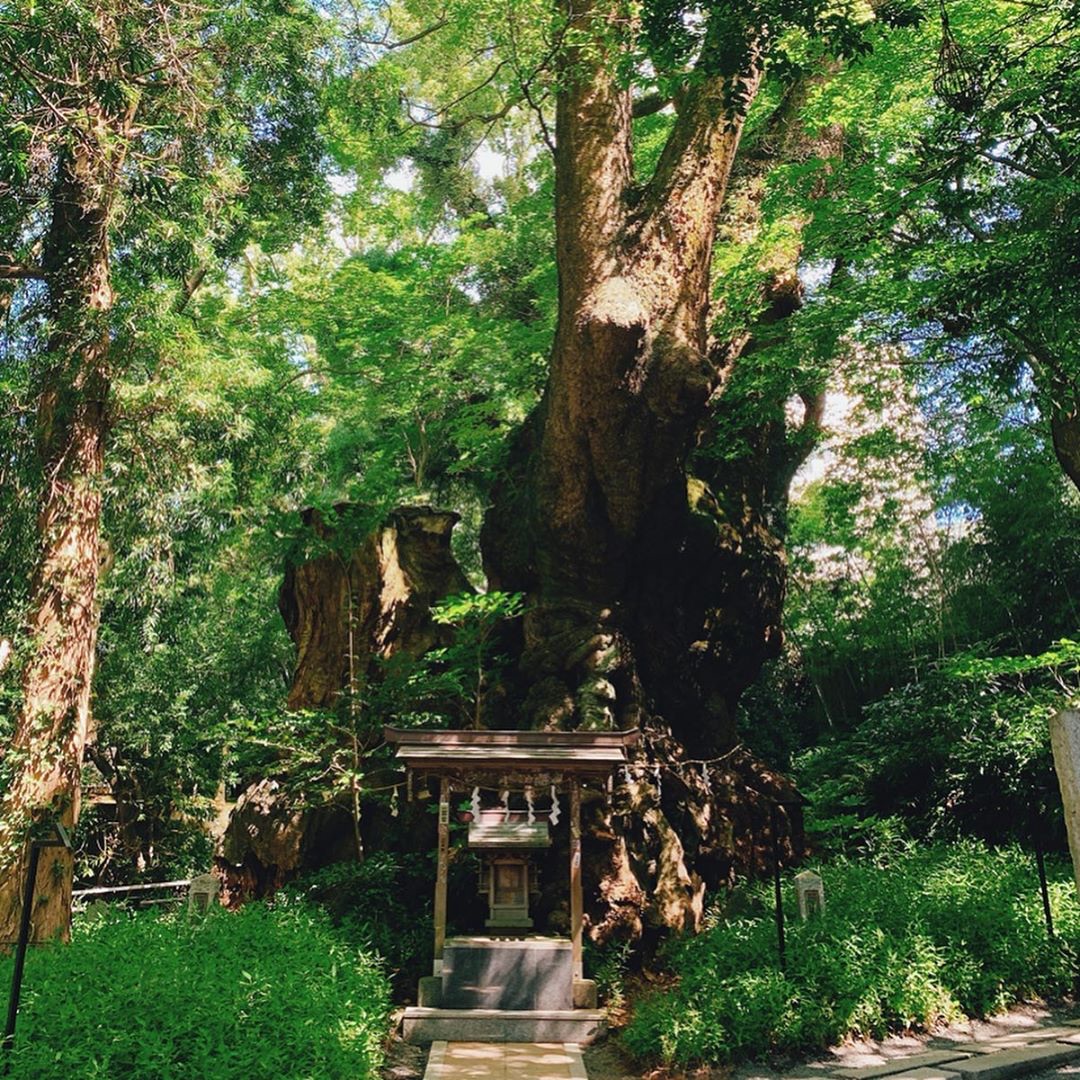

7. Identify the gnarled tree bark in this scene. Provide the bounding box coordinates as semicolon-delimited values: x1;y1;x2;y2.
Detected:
479;4;841;935
218;505;471;896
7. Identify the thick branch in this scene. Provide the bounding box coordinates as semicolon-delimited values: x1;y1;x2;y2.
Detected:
639;14;764;235
0;257;47;280
174;264;206;314
632;92;670;118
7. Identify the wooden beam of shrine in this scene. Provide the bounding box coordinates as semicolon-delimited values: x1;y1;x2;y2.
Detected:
570;778;583;980
434;776;450;970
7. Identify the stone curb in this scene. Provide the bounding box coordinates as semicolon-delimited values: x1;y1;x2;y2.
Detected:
564;1042;589;1080
833;1051;971;1078
805;1039;1080;1080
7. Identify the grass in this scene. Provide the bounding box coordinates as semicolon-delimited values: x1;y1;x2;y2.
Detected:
0;899;391;1080
622;842;1080;1066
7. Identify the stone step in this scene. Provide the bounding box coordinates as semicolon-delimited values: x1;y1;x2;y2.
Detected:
402;1008;606;1046
441;937;573;1011
833;1050;971;1078
942;1042;1080;1080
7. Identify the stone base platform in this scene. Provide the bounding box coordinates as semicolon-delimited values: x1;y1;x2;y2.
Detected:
402;1007;606;1045
442;936;574;1011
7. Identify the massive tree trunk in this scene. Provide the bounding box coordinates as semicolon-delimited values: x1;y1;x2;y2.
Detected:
484;2;766;745
0;138;118;944
479;3;816;934
280;505;472;711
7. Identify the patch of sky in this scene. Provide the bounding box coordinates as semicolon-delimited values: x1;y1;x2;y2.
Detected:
474;144;506;182
284;332;321;394
799;258;834;298
937;499;980;529
329;173;358;196
383;159;416;192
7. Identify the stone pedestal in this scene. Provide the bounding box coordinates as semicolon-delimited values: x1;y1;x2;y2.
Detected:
1051;710;1080;900
418;976;442;1008
572;979;598;1009
404;934;605;1045
441;936;572;1010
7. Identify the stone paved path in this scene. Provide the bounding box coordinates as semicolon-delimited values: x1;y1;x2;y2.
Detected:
731;1017;1080;1080
424;1042;589;1080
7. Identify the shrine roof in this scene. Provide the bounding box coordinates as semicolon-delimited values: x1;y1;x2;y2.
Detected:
383;726;638;773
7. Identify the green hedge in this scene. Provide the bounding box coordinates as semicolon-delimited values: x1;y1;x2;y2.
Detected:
622;843;1080;1066
0;901;391;1080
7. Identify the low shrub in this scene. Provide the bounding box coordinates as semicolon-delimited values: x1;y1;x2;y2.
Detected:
287;851;435;997
622;842;1080;1066
585;937;635;1012
0;900;391;1080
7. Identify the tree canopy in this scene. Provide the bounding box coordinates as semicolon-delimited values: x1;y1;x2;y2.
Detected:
0;0;1077;943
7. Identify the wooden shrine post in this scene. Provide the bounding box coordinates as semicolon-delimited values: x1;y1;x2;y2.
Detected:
434;776;450;972
569;778;583;980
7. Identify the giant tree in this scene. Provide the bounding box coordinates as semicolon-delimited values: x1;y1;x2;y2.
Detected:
265;0;891;935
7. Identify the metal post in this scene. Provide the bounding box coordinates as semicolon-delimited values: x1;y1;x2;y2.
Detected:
1035;834;1055;938
3;842;41;1053
771;802;786;972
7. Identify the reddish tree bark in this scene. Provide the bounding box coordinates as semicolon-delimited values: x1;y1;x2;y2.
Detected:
0;134;120;944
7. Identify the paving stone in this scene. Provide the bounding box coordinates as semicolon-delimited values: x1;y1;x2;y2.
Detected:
422;1041;580;1080
946;1042;1080;1080
934;1033;1080;1056
963;1029;1080;1049
934;1044;1019;1056
833;1051;972;1078
1007;1029;1078;1041
883;1067;962;1080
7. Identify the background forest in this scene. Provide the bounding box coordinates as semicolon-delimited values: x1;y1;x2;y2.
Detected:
1;0;1080;1075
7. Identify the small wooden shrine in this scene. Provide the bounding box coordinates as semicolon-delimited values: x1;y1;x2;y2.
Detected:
383;725;639;1044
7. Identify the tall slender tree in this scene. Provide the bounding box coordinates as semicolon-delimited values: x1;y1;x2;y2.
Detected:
0;0;329;941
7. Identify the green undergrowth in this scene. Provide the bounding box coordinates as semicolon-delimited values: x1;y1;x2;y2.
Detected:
0;900;391;1080
285;851;435;1000
622;842;1080;1066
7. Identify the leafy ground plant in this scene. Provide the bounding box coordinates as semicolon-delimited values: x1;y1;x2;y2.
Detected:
622;842;1080;1066
286;851;435;999
0;901;390;1080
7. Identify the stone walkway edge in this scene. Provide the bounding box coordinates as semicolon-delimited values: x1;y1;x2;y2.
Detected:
786;1022;1080;1080
420;1020;1080;1080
